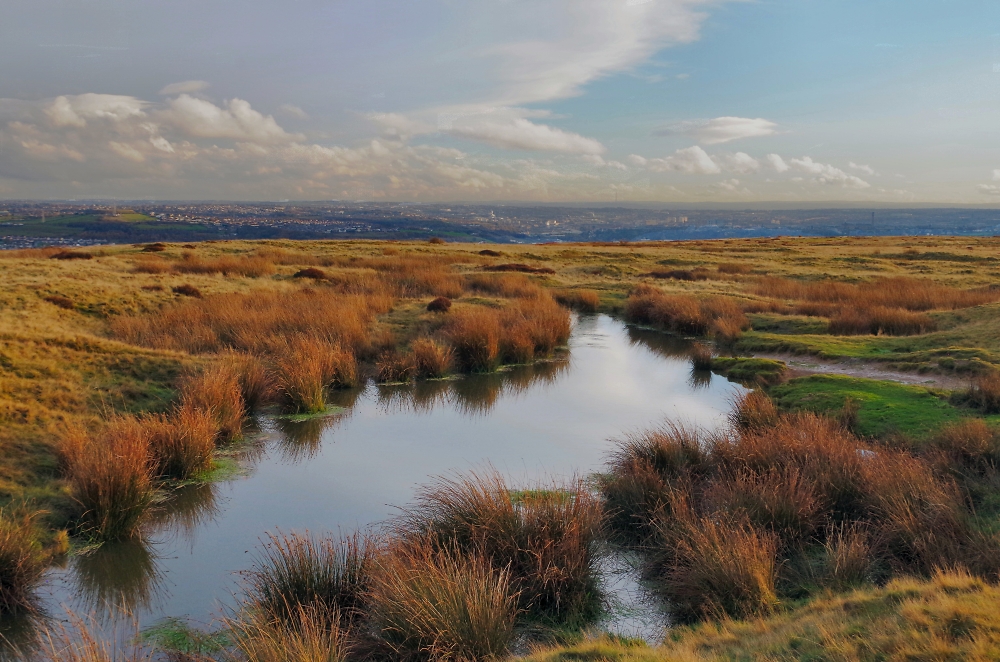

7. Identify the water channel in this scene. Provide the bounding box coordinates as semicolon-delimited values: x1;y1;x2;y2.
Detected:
15;314;746;652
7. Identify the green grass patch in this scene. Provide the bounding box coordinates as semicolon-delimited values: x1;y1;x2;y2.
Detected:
768;374;993;439
140;617;231;657
748;313;829;335
711;357;787;387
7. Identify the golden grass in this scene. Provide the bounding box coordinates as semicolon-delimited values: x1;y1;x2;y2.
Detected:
146;404;217;479
0;506;46;613
369;541;517;661
62;418;155;541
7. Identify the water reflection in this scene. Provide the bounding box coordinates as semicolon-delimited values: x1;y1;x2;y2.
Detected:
72;538;167;619
273;412;350;462
374;359;570;417
626;325;697;360
149;483;223;546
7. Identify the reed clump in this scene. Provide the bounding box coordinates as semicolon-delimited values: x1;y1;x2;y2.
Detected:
63;418;156;541
174;253;276;278
179;364;245;442
828;306;936;336
753;275;1000;312
602;406;991;621
243;531;373;629
398;471;603;621
411;338;453;379
962;371;1000;414
0;507;46;613
228;604;353;662
368;541;517;661
273;336;357;413
146;404;217;480
554;289;600;313
624;286;747;339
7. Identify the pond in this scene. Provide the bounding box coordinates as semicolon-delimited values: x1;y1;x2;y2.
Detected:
20;315;745;651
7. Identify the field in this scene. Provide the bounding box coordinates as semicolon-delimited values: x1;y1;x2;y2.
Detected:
2;234;1000;658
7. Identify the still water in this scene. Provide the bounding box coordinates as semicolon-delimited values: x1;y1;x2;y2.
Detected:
28;315;745;647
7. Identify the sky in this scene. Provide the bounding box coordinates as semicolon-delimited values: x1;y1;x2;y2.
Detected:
1;0;999;203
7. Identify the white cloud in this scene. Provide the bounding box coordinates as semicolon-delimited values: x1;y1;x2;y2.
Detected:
978;184;1000;196
681;117;778;145
46;93;147;127
108;141;146;162
642;145;721;174
993;169;1000;181
849;161;876;175
790;156;870;188
278;104;308;119
717;178;741;191
446;115;605;155
158;80;210;96
723;152;760;173
766;153;790;172
161;95;303;143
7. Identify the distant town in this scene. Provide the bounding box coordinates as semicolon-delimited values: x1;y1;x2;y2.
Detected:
1;201;999;248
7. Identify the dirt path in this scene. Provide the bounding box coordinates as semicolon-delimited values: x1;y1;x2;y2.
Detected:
754;352;969;390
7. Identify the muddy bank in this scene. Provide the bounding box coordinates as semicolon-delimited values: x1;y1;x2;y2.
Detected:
753;352;969;390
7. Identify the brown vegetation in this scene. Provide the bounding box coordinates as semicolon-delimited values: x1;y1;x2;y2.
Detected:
426;296;452;313
50;250;93;260
553;289;600;313
43;294;74;309
828;306;936;336
171;284;202;298
293;267;327;280
483;263;556;275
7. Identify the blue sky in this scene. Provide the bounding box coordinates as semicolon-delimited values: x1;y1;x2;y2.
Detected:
1;0;998;202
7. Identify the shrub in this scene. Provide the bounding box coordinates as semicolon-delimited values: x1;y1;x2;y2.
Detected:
411;338;453;378
478;249;502;257
428;237;446;244
399;472;603;620
172;284;202;298
427;296;452;313
147;404;217;480
244;531;372;628
0;507;46;613
369;541;516;661
610;423;710;483
293;267;327;280
63;418;155;541
142;243;167;252
658;513;780;622
553;289;600;313
179;364;245;442
50;250;93;260
43;294;74;309
648;269;710;281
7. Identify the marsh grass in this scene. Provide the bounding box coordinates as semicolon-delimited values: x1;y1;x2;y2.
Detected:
179;365;245;442
728;390;780;432
828;306;936;336
0;507;46;613
553;289;600;313
273;336;357;413
411;338;454;378
36;612;155;662
368;541;517;661
244;531;373;628
146;404;217;480
63;419;155;541
228;605;353;662
398;471;603;621
963;371;1000;414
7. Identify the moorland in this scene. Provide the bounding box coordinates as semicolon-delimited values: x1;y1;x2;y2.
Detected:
1;235;1000;660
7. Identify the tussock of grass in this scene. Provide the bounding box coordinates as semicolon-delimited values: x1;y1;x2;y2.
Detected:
62;418;156;541
0;506;46;613
369;541;517;661
397;470;603;621
243;530;372;629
